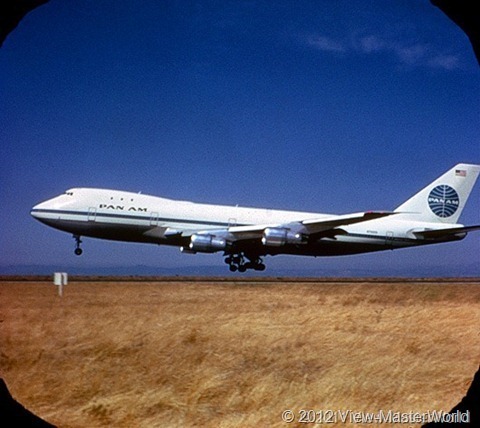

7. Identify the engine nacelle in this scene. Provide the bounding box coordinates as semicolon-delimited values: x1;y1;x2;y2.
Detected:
261;227;305;247
189;234;227;253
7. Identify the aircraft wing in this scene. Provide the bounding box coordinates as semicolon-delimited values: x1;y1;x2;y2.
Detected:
207;211;396;243
413;225;480;239
300;211;395;234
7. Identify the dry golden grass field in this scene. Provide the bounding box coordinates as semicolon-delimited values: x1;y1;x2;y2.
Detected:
1;277;479;427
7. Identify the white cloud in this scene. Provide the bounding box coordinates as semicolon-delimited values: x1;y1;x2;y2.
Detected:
307;35;346;52
306;32;461;71
392;44;428;65
357;35;386;53
427;54;461;70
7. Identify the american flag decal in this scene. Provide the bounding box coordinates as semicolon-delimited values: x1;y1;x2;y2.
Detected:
455;169;467;177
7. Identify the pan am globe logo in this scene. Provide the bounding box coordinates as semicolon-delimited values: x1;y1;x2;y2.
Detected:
428;185;459;218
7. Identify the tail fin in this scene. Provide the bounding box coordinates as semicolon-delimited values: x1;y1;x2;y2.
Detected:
394;163;480;224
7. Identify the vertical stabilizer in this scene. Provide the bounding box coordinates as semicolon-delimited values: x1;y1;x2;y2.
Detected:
394;163;480;223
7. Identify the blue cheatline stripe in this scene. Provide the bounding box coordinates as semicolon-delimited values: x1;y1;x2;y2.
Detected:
30;208;249;228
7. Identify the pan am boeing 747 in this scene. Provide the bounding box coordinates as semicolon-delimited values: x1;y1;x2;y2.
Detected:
31;163;480;272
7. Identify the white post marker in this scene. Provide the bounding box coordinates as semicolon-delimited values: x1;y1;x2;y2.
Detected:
53;272;68;296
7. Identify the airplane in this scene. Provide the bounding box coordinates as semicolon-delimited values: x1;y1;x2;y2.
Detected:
31;163;480;272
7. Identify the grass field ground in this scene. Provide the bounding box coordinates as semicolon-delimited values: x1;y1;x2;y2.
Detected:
1;278;479;427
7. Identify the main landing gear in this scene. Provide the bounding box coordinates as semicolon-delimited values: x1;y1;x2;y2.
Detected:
225;253;266;272
73;235;83;256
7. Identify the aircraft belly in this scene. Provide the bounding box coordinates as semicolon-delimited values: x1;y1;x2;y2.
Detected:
265;235;397;257
310;240;388;256
280;241;386;257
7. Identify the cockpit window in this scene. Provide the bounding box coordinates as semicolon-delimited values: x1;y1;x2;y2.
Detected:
65;191;74;196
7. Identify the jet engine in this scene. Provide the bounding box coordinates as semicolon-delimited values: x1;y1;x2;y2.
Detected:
261;227;305;247
189;233;227;253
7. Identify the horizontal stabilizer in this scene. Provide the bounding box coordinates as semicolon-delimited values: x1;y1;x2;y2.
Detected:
413;225;480;239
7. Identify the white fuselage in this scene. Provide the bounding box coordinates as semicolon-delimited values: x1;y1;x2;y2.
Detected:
31;188;464;258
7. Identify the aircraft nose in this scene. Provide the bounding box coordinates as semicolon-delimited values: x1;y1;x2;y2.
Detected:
31;203;42;216
30;198;55;219
31;192;76;222
30;201;46;219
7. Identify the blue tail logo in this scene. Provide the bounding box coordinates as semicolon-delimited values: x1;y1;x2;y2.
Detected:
428;185;459;218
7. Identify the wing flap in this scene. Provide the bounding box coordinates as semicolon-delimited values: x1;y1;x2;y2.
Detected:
413;225;480;239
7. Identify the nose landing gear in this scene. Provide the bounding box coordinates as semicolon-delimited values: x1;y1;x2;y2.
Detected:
73;235;83;255
224;253;266;272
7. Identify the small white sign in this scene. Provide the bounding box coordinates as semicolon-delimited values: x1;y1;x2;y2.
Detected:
53;272;68;296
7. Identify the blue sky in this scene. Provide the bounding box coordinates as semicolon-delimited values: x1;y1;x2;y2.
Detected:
1;1;479;275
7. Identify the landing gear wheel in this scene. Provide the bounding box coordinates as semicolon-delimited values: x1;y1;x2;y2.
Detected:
73;235;83;256
225;253;266;272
